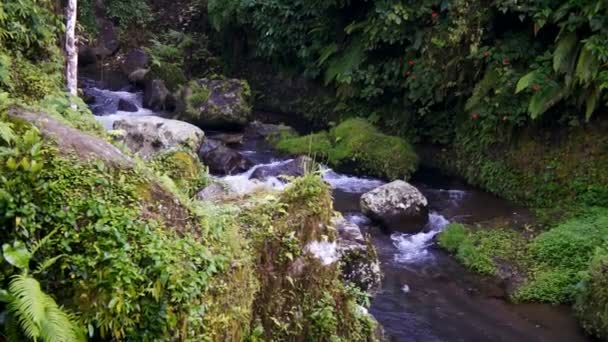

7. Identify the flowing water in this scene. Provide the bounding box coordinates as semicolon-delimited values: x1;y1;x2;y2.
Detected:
87;83;592;342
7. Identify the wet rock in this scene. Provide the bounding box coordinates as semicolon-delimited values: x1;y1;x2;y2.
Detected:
9;109;132;168
333;216;382;294
198;139;252;175
195;182;233;202
176;78;252;129
121;48;150;76
249;156;312;181
117;98;138;112
244;121;296;138
113;115;204;158
128;68;149;84
360;180;428;233
143;79;172;111
208;133;244;146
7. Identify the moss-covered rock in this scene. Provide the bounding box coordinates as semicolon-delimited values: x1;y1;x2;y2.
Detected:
148;149;209;197
175;78;252;129
274;118;418;180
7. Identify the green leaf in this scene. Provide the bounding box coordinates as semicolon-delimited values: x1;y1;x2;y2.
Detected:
516;71;536;93
553;32;578;75
585;85;600;120
2;241;31;270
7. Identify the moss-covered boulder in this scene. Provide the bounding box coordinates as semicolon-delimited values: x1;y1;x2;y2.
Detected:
176;78;252;129
273;118;418;180
113;115;205;158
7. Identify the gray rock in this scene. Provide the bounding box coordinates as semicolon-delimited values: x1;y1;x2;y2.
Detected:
113;116;204;158
249;156;312;181
244;121;296;138
332;216;382;294
177;78;252;129
8;109;132;168
198;139;252;175
360;180;428;233
117;98;138;112
128;68;149;84
121;48;150;76
143;79;171;111
208;133;244;146
195;183;233;202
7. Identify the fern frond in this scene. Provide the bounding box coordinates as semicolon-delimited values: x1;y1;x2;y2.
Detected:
39;295;81;342
317;43;338;67
33;255;64;275
0;121;15;145
8;274;46;340
324;38;365;85
31;227;60;258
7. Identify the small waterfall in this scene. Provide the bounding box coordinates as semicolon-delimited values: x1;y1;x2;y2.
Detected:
391;212;450;263
83;84;154;129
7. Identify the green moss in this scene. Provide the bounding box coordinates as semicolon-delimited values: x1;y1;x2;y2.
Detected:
273;118;418;180
240;174;377;341
148;149;209;197
149;63;187;91
575;246;608;339
438;223;526;276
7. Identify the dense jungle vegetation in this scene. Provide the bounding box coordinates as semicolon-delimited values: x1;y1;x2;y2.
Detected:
1;0;608;340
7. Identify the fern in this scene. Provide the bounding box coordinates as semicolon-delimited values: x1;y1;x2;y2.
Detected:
7;274;83;342
324;38;365;85
0;120;15;144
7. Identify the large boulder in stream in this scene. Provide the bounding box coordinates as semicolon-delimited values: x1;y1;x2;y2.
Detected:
360;180;428;233
244;121;296;139
198;139;252;175
176;78;252;129
113;115;204;158
249;156;312;181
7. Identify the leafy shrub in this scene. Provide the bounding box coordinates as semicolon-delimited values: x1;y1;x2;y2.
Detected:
274;119;418;180
437;223;469;253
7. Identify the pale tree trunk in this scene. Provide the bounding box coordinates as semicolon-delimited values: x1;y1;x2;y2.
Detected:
65;0;78;97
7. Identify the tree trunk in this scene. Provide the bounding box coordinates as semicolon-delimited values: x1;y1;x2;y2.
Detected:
65;0;78;97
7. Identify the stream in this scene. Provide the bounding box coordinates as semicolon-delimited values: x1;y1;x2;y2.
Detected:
85;81;592;342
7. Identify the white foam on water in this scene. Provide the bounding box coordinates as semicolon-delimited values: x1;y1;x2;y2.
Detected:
392;212;450;263
218;159;294;194
321;168;384;193
305;240;339;266
438;189;467;203
89;87;155;129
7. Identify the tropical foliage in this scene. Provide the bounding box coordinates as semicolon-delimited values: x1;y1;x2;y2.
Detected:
210;0;608;143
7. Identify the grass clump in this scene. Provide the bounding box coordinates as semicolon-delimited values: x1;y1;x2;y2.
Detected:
575;246;608;339
274;118;418;180
438;223;526;276
514;207;608;303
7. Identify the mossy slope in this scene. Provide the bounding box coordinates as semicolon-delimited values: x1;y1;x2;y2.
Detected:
274;118;418;180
